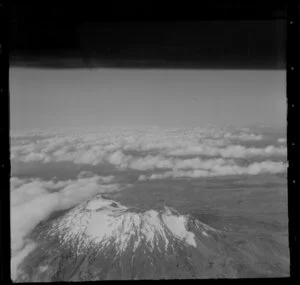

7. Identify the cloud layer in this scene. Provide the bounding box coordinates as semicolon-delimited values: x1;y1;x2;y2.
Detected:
11;127;287;172
138;160;287;181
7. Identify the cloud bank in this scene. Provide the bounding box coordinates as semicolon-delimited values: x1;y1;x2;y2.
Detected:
11;127;286;168
138;160;287;181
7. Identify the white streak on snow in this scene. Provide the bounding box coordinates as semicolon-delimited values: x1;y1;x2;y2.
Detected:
161;209;196;247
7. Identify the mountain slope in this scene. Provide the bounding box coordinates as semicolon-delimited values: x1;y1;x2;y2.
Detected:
15;195;289;281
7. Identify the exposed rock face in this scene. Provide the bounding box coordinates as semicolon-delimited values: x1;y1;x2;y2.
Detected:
15;195;289;281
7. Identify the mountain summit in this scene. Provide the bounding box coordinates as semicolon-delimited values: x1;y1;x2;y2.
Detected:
15;195;288;281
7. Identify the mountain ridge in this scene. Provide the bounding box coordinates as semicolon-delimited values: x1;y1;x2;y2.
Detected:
15;194;289;281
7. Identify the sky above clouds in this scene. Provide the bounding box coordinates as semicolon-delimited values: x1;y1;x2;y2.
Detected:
10;68;286;130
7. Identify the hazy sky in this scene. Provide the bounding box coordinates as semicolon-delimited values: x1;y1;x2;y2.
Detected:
10;68;286;130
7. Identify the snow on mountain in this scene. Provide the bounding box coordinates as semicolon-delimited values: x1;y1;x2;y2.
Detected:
42;195;217;256
14;195;289;281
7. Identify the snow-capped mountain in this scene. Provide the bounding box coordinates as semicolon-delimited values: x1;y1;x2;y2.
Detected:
15;195;289;281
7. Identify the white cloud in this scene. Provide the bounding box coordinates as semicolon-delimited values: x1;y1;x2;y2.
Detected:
224;132;263;141
77;171;115;183
278;137;286;144
105;151;237;172
139;169;211;180
129;154;174;170
10;177;30;191
10;127;286;169
167;144;287;158
173;157;234;170
245;161;287;175
22;152;50;163
138;161;287;180
72;147;105;165
11;242;36;280
107;150;133;169
220;145;286;158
